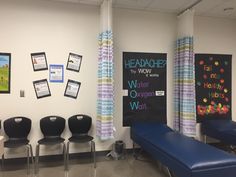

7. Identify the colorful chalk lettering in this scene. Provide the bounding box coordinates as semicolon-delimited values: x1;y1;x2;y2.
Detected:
123;52;167;126
195;54;231;122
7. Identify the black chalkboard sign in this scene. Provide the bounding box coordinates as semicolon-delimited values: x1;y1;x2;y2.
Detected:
195;54;232;122
123;52;167;126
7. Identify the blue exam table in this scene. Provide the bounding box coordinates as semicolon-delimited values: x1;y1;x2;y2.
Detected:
131;122;236;177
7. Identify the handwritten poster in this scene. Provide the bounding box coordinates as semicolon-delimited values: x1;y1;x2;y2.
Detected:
195;54;232;122
123;52;167;126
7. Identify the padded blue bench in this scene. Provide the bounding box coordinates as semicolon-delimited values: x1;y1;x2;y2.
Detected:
131;122;236;177
202;119;236;146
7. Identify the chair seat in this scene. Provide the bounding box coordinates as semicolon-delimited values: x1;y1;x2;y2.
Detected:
69;135;93;143
4;138;29;148
38;137;65;145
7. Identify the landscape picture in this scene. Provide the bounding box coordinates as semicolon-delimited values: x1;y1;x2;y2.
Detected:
0;53;11;93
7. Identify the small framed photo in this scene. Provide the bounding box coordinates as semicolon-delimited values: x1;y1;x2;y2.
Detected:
0;53;11;93
31;52;48;71
49;64;64;83
64;79;81;99
66;53;82;72
33;79;51;99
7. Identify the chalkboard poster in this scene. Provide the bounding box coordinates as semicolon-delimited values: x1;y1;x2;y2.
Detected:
123;52;167;126
195;54;232;122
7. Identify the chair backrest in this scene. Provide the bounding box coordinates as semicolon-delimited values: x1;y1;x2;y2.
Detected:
4;117;31;139
68;114;92;135
40;116;65;137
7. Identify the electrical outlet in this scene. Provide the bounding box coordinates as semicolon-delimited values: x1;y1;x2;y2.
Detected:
20;90;25;97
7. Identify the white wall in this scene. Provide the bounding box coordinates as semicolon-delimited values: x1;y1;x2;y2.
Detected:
0;0;101;157
113;8;177;147
194;16;236;140
0;0;178;158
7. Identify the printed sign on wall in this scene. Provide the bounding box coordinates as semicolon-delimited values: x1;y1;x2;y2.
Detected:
123;52;167;126
195;54;232;122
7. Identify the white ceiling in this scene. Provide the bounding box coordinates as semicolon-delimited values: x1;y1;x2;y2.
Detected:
44;0;236;19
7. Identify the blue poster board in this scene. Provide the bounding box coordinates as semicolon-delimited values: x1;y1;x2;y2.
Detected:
49;64;64;83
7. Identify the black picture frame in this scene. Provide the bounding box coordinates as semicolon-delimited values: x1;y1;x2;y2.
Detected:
64;79;81;99
31;52;48;71
0;53;11;93
33;79;51;99
66;53;82;72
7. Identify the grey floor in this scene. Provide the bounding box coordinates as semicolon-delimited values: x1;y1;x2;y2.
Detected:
0;153;168;177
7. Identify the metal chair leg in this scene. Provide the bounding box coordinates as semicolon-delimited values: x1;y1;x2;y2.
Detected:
29;144;35;167
166;167;175;177
66;142;70;171
91;141;96;168
26;146;30;174
35;144;40;174
29;144;34;172
132;142;135;156
90;142;93;163
1;154;4;172
204;135;207;144
62;142;66;171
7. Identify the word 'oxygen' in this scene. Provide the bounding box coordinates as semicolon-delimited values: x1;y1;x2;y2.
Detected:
124;59;166;69
129;90;155;99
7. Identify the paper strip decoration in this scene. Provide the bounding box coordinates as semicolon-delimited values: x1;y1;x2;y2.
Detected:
173;37;196;137
173;10;196;137
96;0;114;140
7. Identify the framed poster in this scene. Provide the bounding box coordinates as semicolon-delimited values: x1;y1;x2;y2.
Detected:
49;64;64;83
0;53;11;93
123;52;167;126
66;53;82;72
31;52;48;71
33;79;51;99
64;79;81;99
195;54;232;122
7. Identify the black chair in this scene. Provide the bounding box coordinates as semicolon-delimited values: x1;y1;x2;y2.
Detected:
66;114;96;170
2;117;34;174
35;116;66;173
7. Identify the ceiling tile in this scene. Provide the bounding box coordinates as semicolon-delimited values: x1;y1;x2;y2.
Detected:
45;0;103;5
145;0;198;13
194;0;225;15
113;0;153;10
195;0;236;19
79;0;103;5
48;0;79;3
35;0;236;19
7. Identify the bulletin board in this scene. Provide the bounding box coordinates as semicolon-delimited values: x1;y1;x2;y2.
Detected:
123;52;167;126
195;54;232;122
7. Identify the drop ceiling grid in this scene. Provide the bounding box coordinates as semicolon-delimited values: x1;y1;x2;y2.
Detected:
113;0;153;10
144;0;198;13
38;0;236;19
207;0;236;18
195;0;236;19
